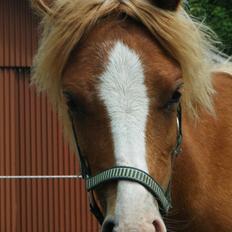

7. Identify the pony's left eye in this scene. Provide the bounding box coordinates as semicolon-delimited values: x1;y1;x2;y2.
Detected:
170;90;181;104
164;90;182;110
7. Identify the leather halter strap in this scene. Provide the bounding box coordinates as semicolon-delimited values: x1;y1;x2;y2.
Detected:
86;166;171;214
68;102;182;225
173;104;182;156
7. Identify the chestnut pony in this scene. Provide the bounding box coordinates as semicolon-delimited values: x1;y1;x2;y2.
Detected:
32;0;232;231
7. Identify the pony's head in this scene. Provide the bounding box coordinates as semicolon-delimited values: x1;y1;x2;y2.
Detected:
32;0;219;231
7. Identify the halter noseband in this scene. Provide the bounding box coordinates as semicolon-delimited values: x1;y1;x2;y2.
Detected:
68;101;182;225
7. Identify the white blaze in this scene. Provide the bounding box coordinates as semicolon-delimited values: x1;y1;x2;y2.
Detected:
98;41;162;228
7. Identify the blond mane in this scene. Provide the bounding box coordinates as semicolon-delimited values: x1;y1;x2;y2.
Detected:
32;0;229;119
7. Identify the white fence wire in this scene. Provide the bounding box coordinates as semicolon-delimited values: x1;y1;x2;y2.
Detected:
0;175;82;179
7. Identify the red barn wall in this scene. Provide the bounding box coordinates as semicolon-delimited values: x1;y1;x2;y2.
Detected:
0;1;99;231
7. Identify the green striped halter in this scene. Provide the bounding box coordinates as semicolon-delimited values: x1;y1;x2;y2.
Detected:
69;103;182;225
86;166;171;214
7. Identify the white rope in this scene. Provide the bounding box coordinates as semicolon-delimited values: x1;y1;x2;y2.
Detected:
0;175;82;179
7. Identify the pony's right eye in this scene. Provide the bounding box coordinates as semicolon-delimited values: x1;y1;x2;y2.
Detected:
64;92;78;111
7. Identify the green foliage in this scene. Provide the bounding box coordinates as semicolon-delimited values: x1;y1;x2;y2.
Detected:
188;0;232;55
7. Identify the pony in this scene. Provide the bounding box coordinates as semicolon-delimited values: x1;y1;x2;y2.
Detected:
31;0;232;231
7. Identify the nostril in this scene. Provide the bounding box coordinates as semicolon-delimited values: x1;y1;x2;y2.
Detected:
102;217;115;232
153;219;167;232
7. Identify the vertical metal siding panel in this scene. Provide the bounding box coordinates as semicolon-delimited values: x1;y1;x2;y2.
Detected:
25;1;31;66
14;0;21;67
58;124;66;232
16;73;21;232
35;93;43;232
18;0;23;67
19;0;24;67
76;179;82;232
18;73;23;232
0;2;4;65
79;181;83;232
52;114;59;232
0;0;38;67
25;74;33;232
69;148;77;232
1;70;16;232
75;158;82;232
28;0;39;66
19;72;27;232
30;84;38;232
73;152;78;231
2;0;10;66
64;142;71;232
9;1;15;67
0;70;6;232
9;70;17;232
21;1;26;67
0;0;101;231
3;1;9;66
15;75;19;232
0;70;17;232
41;94;48;232
29;78;35;232
86;183;91;232
81;181;87;232
0;2;5;65
0;71;2;232
1;80;4;227
4;70;11;232
47;100;54;232
15;72;21;232
34;90;40;232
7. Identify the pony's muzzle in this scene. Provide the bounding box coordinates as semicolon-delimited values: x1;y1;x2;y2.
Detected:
101;216;166;232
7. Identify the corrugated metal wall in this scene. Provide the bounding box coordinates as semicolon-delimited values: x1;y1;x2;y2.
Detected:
0;1;99;231
0;0;37;67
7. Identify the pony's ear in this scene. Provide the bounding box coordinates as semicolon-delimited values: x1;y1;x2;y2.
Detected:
152;0;181;11
31;0;53;16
